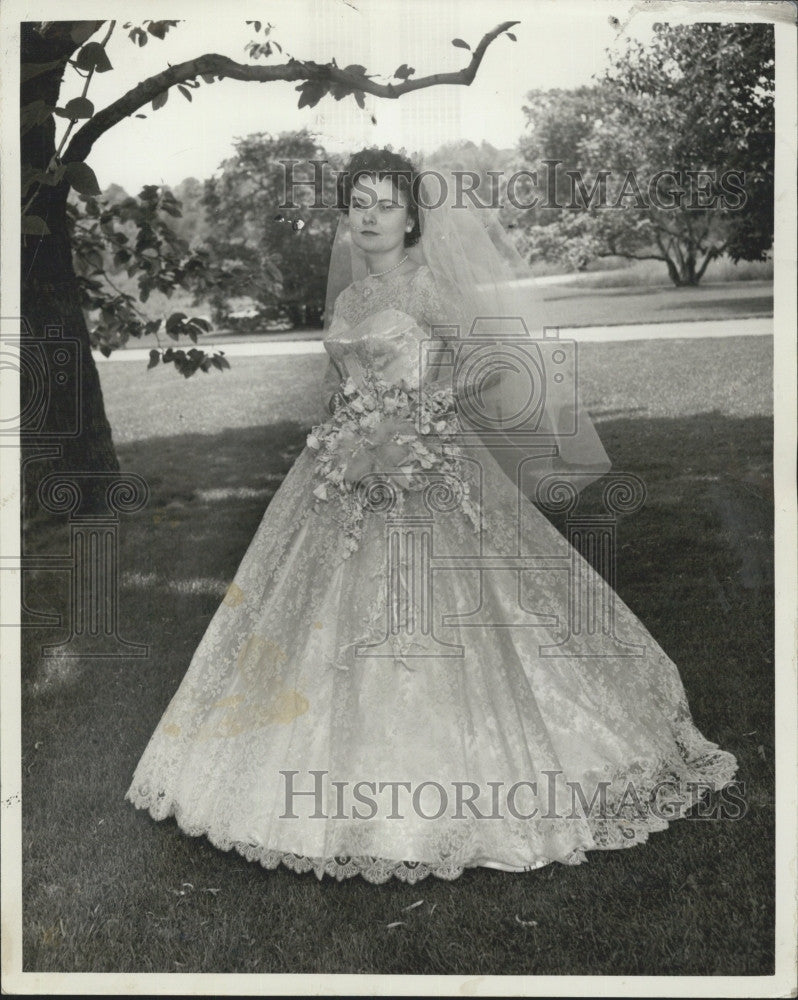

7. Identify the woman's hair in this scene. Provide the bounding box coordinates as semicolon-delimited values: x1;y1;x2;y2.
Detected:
336;147;421;247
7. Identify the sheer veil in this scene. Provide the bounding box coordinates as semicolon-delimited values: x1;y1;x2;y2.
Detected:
321;155;611;502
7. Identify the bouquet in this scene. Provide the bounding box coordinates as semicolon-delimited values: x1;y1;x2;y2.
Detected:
306;372;478;555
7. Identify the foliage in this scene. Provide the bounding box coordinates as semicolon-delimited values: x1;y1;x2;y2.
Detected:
201;130;342;329
516;24;774;285
21;18;517;371
66;184;228;375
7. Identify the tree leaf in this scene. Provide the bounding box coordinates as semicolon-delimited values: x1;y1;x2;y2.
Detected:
70;23;100;45
21;215;51;236
297;81;327;109
36;165;67;187
178;85;192;102
63;96;94;119
343;64;367;76
166;311;187;334
506;31;517;41
21;99;54;133
76;41;113;73
64;161;102;196
147;349;160;369
329;82;351;101
353;90;365;109
452;38;471;50
147;21;169;39
152;90;169;111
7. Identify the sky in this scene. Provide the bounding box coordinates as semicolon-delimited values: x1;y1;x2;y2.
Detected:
73;0;656;192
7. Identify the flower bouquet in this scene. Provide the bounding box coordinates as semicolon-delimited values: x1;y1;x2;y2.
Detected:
306;372;478;555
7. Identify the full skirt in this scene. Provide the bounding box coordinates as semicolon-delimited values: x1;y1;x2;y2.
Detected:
126;440;738;883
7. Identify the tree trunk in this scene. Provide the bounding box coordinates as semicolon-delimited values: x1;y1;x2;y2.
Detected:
21;23;120;526
284;301;305;329
21;185;121;524
663;253;684;287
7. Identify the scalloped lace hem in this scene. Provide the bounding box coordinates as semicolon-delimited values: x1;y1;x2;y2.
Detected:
124;797;580;883
126;741;738;885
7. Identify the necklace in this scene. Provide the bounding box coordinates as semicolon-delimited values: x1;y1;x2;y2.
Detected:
367;254;409;278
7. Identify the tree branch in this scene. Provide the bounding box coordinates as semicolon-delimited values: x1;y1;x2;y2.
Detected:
695;243;726;282
64;21;518;163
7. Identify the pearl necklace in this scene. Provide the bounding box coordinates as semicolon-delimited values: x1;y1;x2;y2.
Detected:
367;254;409;278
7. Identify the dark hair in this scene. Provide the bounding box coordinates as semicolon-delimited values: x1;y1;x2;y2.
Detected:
336;147;421;247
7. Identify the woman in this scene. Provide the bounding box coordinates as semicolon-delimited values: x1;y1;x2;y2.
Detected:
126;149;737;884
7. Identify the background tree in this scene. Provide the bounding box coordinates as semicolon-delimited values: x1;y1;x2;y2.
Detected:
201;130;342;330
19;18;517;520
168;177;210;248
515;23;774;283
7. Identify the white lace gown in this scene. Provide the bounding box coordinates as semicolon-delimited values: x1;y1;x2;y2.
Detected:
126;265;738;884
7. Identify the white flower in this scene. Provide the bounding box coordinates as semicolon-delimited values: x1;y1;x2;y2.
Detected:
306;433;321;450
341;377;358;396
313;483;329;501
361;410;381;430
326;467;344;485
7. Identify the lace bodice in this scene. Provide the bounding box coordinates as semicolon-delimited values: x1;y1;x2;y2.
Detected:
323;264;451;389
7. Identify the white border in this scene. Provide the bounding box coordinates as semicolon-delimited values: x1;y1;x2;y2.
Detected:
1;1;796;996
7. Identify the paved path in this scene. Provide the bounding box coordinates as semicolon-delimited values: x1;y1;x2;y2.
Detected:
93;315;773;362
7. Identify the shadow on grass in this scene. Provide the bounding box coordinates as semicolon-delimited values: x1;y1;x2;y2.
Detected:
661;294;773;316
543;281;772;305
20;410;774;977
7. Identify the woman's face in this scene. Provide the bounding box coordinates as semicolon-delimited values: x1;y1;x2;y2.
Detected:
348;174;412;255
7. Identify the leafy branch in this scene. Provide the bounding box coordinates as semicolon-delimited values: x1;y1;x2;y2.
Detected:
62;20;519;163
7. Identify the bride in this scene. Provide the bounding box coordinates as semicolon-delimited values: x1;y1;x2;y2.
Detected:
126;148;738;884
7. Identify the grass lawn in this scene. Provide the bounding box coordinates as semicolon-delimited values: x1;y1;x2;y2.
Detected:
117;277;773;352
20;336;774;975
535;278;772;328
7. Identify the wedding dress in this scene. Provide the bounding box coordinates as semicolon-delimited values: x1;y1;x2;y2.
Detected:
126;263;738;884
